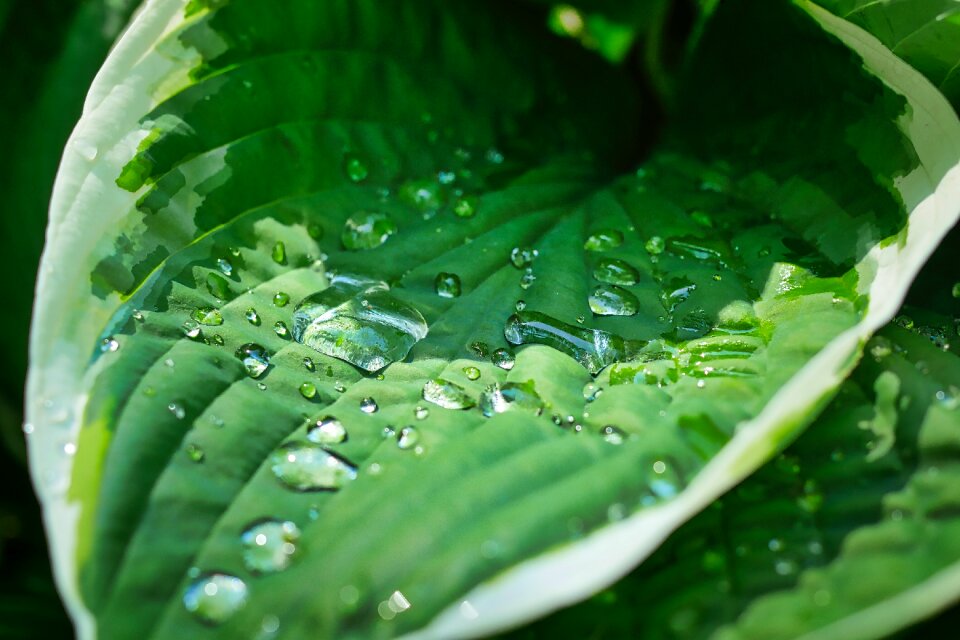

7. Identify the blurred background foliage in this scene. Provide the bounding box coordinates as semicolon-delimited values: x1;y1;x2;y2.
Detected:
0;0;955;637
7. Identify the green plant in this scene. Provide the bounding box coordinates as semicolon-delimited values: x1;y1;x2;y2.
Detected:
23;0;960;638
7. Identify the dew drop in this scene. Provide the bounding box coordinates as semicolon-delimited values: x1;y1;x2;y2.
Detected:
183;573;248;625
434;272;462;298
491;348;515;370
414;406;429;420
235;343;271;378
343;154;369;183
245;308;261;326
307;416;347;444
360;397;379;414
584;229;623;252
168;402;186;420
515;300;526;312
182;321;202;339
422;379;476;409
510;247;539;269
399;179;442;213
397;426;420;450
274;321;290;338
589;285;639;316
645;236;665;255
593;258;639;286
453;195;477;218
341;212;397;250
479;381;543;417
463;366;481;381
303;357;315;371
292;275;427;372
192;307;224;326
270;442;358;491
299;382;317;399
217;258;233;276
519;272;536;289
272;241;287;265
186;443;205;462
100;337;120;353
600;425;625;445
241;519;301;573
273;292;290;308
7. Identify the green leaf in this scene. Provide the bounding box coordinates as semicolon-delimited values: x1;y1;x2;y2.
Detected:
24;1;960;639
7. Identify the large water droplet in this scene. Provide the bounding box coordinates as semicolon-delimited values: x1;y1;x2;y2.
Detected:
292;275;428;372
270;442;358;491
183;573;248;624
359;397;379;414
422;379;475;409
342;212;398;250
235;344;271;378
593;259;639;286
308;416;347;444
192;307;224;326
491;348;515;370
504;311;642;375
584;230;623;252
589;285;639;316
273;291;290;307
463;366;481;381
479;381;543;417
241;520;301;573
435;272;462;298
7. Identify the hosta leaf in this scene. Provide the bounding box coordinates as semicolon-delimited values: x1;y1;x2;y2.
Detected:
25;1;960;639
509;322;960;639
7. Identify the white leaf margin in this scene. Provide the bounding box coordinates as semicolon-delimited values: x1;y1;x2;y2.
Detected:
401;2;960;638
21;1;960;639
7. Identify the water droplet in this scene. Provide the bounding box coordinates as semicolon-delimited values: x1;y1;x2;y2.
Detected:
645;236;665;255
299;382;317;399
241;520;301;573
273;292;290;307
469;341;490;357
182;321;203;339
397;426;420;449
235;343;271;378
479;381;543;417
453;195;477;218
206;272;231;299
463;366;481;381
272;241;287;265
343;154;368;182
168;402;186;420
292;275;428;372
519;272;536;289
485;148;504;164
308;416;347;444
360;397;379;414
589;285;639;316
274;321;290;338
515;300;526;312
303;357;315;372
100;337;120;353
342;212;397;250
600;425;625;445
183;573;247;624
593;259;639;286
952;282;960;298
400;179;443;213
245;308;261;326
510;247;538;269
435;272;462;298
270;442;358;491
132;310;145;322
422;379;476;409
186;443;205;462
217;258;233;276
584;229;623;252
491;348;515;370
414;406;429;420
334;381;346;393
192;307;223;326
504;311;642;375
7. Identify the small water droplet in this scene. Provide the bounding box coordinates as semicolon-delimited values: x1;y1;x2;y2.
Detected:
515;300;526;312
168;402;186;420
600;425;625;445
186;443;205;462
271;442;357;491
435;272;462;298
491;348;515;370
235;343;271;378
453;195;478;218
463;366;481;381
183;573;247;624
308;416;347;444
272;241;287;265
400;179;443;213
132;310;145;322
299;382;317;399
479;381;543;417
343;154;369;182
217;258;233;276
645;236;665;255
397;426;420;450
342;212;397;250
510;247;538;269
584;229;623;252
470;341;490;357
100;337;120;353
519;272;536;289
241;519;301;573
303;357;315;371
182;320;203;339
593;258;639;286
589;285;639;316
273;292;290;307
245;308;261;326
414;406;429;420
274;321;290;338
360;397;379;414
485;148;504;164
192;307;224;326
422;379;476;409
